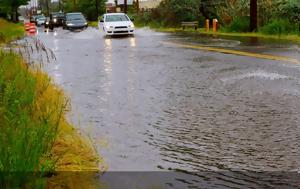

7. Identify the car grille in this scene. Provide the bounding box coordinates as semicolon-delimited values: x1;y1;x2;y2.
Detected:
115;26;127;29
113;31;128;34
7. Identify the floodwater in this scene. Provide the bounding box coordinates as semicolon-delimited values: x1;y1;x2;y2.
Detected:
25;27;299;188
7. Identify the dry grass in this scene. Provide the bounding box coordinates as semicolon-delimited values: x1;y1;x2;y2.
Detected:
0;19;105;189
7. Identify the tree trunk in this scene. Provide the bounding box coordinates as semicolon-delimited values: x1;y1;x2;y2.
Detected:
13;6;18;22
96;0;99;19
250;0;257;32
124;0;127;14
136;0;139;13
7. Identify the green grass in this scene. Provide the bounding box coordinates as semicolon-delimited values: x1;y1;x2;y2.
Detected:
0;18;103;189
0;51;61;188
135;23;300;43
0;19;24;44
151;26;300;44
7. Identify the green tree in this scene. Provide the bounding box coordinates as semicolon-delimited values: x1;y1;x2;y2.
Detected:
63;0;105;20
0;0;28;22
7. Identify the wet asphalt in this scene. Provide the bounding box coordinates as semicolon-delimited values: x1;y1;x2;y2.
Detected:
31;27;299;188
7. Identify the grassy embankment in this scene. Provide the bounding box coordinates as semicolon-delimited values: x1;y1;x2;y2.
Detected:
0;19;104;189
135;21;300;44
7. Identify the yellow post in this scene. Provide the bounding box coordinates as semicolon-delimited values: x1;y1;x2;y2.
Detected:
206;19;210;32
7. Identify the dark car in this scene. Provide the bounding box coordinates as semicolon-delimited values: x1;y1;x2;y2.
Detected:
63;13;88;30
50;12;65;27
44;17;56;31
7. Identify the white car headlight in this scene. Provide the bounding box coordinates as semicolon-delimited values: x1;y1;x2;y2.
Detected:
67;23;74;26
129;24;135;28
53;18;57;23
106;25;113;29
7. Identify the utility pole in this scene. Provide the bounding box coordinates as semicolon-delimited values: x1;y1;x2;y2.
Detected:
96;0;99;19
124;0;127;14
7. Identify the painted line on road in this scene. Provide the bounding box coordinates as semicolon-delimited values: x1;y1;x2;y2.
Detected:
163;42;300;64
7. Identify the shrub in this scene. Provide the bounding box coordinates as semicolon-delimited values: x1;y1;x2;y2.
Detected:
259;19;298;35
226;16;250;32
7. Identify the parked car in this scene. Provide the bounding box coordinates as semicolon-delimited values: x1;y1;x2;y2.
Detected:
63;12;88;30
50;12;65;27
100;13;134;36
37;15;46;26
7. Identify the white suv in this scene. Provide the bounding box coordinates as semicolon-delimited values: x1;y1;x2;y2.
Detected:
100;13;135;36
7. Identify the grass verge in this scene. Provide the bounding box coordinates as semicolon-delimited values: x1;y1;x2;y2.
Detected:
0;19;24;44
137;23;300;44
0;19;104;188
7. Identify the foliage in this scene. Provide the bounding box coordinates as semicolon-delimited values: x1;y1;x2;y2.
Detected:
279;0;300;24
0;0;28;21
64;0;106;21
259;19;299;35
224;16;250;32
0;19;24;44
135;0;200;27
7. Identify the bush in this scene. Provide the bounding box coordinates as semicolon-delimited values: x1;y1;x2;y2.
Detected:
0;19;24;44
226;16;250;32
259;19;298;35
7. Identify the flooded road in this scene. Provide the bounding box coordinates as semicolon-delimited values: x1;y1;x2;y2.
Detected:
33;27;299;188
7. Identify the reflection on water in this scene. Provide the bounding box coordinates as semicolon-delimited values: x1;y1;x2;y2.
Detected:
130;37;136;47
103;38;113;98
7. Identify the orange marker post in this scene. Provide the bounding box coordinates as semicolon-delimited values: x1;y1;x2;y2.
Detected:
213;19;218;32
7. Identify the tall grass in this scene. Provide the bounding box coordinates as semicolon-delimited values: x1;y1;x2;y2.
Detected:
0;51;66;188
0;19;24;44
0;19;102;189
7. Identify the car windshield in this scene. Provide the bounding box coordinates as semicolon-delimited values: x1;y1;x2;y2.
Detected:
52;13;64;18
66;14;85;21
105;15;129;22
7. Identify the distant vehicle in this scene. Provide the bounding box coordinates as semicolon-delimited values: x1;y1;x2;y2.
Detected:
63;12;88;30
44;17;54;31
37;15;46;26
18;16;24;22
50;12;65;27
30;15;38;23
100;13;134;36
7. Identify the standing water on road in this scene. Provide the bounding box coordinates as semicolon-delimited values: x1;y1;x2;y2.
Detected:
28;27;299;188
